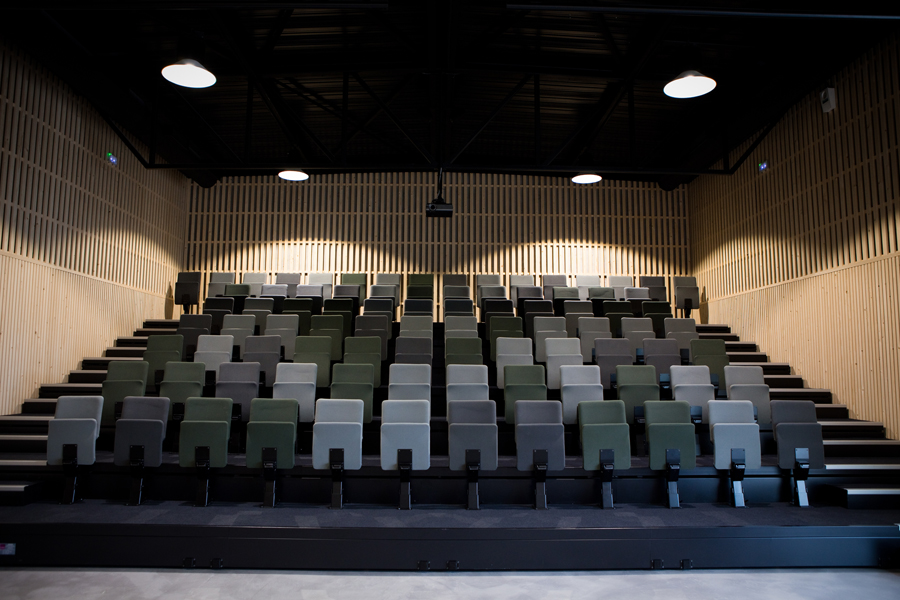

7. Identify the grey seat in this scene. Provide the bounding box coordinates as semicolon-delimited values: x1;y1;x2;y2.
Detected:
624;286;650;300
272;362;318;423
395;336;433;365
563;300;594;336
771;400;825;470
607;276;633;301
261;284;288;298
446;364;490;406
443;285;471;300
207;272;236;298
369;284;399;308
673;276;700;317
355;314;391;358
545;337;582;390
533;316;566;362
515;401;565;472
559;365;603;425
664;317;699;352
443;274;468;287
275;272;302;297
400;315;434;338
708;400;761;470
444;298;475;318
174;272;202;312
388;363;432;403
621;317;655;360
220;314;255;358
509;275;534;304
495;337;534;389
113;396;170;468
312;399;364;470
380;400;431;470
725;365;772;427
243;335;282;387
640;276;668;302
216;362;260;421
47;396;103;466
578;317;612;362
177;313;212;357
541;275;567;300
476;285;507;313
644;338;681;380
575;274;601;300
242;272;268;297
670;365;715;422
309;272;334;299
594;338;633;389
448;400;498;471
194;335;234;381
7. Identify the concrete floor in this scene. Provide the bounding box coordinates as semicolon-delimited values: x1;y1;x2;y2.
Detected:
1;568;898;600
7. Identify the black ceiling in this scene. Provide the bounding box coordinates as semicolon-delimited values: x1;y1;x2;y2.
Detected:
2;1;899;189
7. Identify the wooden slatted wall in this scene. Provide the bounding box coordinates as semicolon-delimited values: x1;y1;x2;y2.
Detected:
185;173;690;307
0;42;190;415
689;35;900;438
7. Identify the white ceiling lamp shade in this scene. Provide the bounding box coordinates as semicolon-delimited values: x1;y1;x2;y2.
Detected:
161;59;217;88
571;173;602;184
278;170;310;181
663;70;716;99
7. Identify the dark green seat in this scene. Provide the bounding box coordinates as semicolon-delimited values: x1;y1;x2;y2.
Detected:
101;360;149;426
178;397;233;468
246;398;299;469
489;315;524;360
311;314;344;360
645;400;696;470
159;361;205;420
331;363;375;423
343;351;382;387
341;273;368;301
143;335;184;391
578;400;631;470
503;365;547;423
690;338;730;391
616;365;660;424
293;336;333;387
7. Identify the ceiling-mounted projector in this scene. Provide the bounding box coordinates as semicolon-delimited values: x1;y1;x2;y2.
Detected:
426;201;453;218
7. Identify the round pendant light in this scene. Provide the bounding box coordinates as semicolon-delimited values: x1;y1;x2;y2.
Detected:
278;170;309;181
663;70;716;99
571;173;602;184
161;59;217;89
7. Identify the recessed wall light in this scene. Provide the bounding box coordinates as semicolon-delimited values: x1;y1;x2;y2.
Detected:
664;70;716;99
161;59;216;89
278;170;309;181
571;173;602;184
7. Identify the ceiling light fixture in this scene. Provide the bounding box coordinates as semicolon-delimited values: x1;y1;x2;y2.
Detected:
161;58;217;88
278;170;309;181
663;70;716;99
571;173;602;184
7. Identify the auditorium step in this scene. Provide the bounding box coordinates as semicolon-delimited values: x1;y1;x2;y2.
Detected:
106;346;145;357
820;420;886;439
700;333;740;341
68;370;107;384
39;383;102;398
727;351;768;362
833;484;900;509
816;404;850;419
83;356;144;369
824;439;900;457
21;399;59;415
769;388;833;402
729;362;792;375
115;337;150;348
0;415;52;434
143;319;180;329
696;324;731;334
0;481;43;506
134;328;177;337
764;374;804;388
725;341;757;352
0;434;47;452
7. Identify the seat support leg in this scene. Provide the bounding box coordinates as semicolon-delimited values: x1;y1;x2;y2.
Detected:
262;447;277;508
330;448;344;509
61;443;79;505
398;449;413;510
533;449;548;510
599;449;615;509
665;448;681;509
194;446;211;507
466;449;481;510
730;448;746;508
792;447;811;507
128;445;146;506
229;405;243;453
684;298;693;319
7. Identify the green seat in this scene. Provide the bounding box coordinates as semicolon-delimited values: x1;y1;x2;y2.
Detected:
690;339;730;390
344;352;382;387
489;315;524;360
331;363;375;423
408;273;434;288
645;400;696;470
578;400;631;470
446;353;484;366
284;297;315;314
552;287;579;299
617;365;660;424
246;398;299;469
344;335;382;364
588;287;616;300
503;365;547;423
101;361;150;426
224;283;251;296
178;397;233;468
311;314;344;360
143;335;184;391
445;337;482;359
280;309;311;336
293;336;333;387
341;274;368;301
159;361;206;419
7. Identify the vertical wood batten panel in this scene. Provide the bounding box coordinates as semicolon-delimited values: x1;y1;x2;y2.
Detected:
689;35;900;439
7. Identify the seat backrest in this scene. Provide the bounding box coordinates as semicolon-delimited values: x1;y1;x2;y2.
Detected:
505;364;545;385
673;276;697;287
203;297;235;311
445;315;477;331
448;400;497;424
107;360;150;383
515;400;562;424
621;317;653;334
443;285;471;299
276;362;317;383
444;299;474;314
644;338;679;356
382;399;430;424
121;396;170;422
210;272;236;284
294;335;333;355
521;299;552;314
640;276;666;288
55;396;103;422
266;314;299;332
389;363;431;383
560;365;601;386
624;287;650;299
708;399;755;426
576;274;601;287
283;298;314;312
578;317;611;333
163;361;205;382
515;286;543;300
546;337;580;355
509;275;534;287
724;365;765;387
261;284;288;297
443;274;468;287
225;283;251;296
446;337;482;355
401;315;433;331
375;273;402;286
670;365;711;386
179;314;213;329
395;336;432;355
644;400;691;424
296;284;324;297
369;285;398;302
447;364;489;385
146;335;184;353
345;336;381;355
315;398;364;423
594;338;631;356
642;301;671;315
222;314;256;330
249;398;298;423
408;273;434;287
578;399;625;424
309;272;334;286
552;287;579;300
311;314;343;330
771;400;818;426
489;315;522;332
197;334;234;353
542;274;567;287
616;364;657;385
333;284;360;299
218;361;260;382
690;338;727;356
332;363;375;385
245;335;281;354
475;274;502;287
184;397;232;422
601;300;632;314
497;337;533;355
364;298;395;313
243;272;267;284
608;275;632;288
563;300;593;315
356;315;390;331
588;287;616;299
533;316;565;332
276;272;302;285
